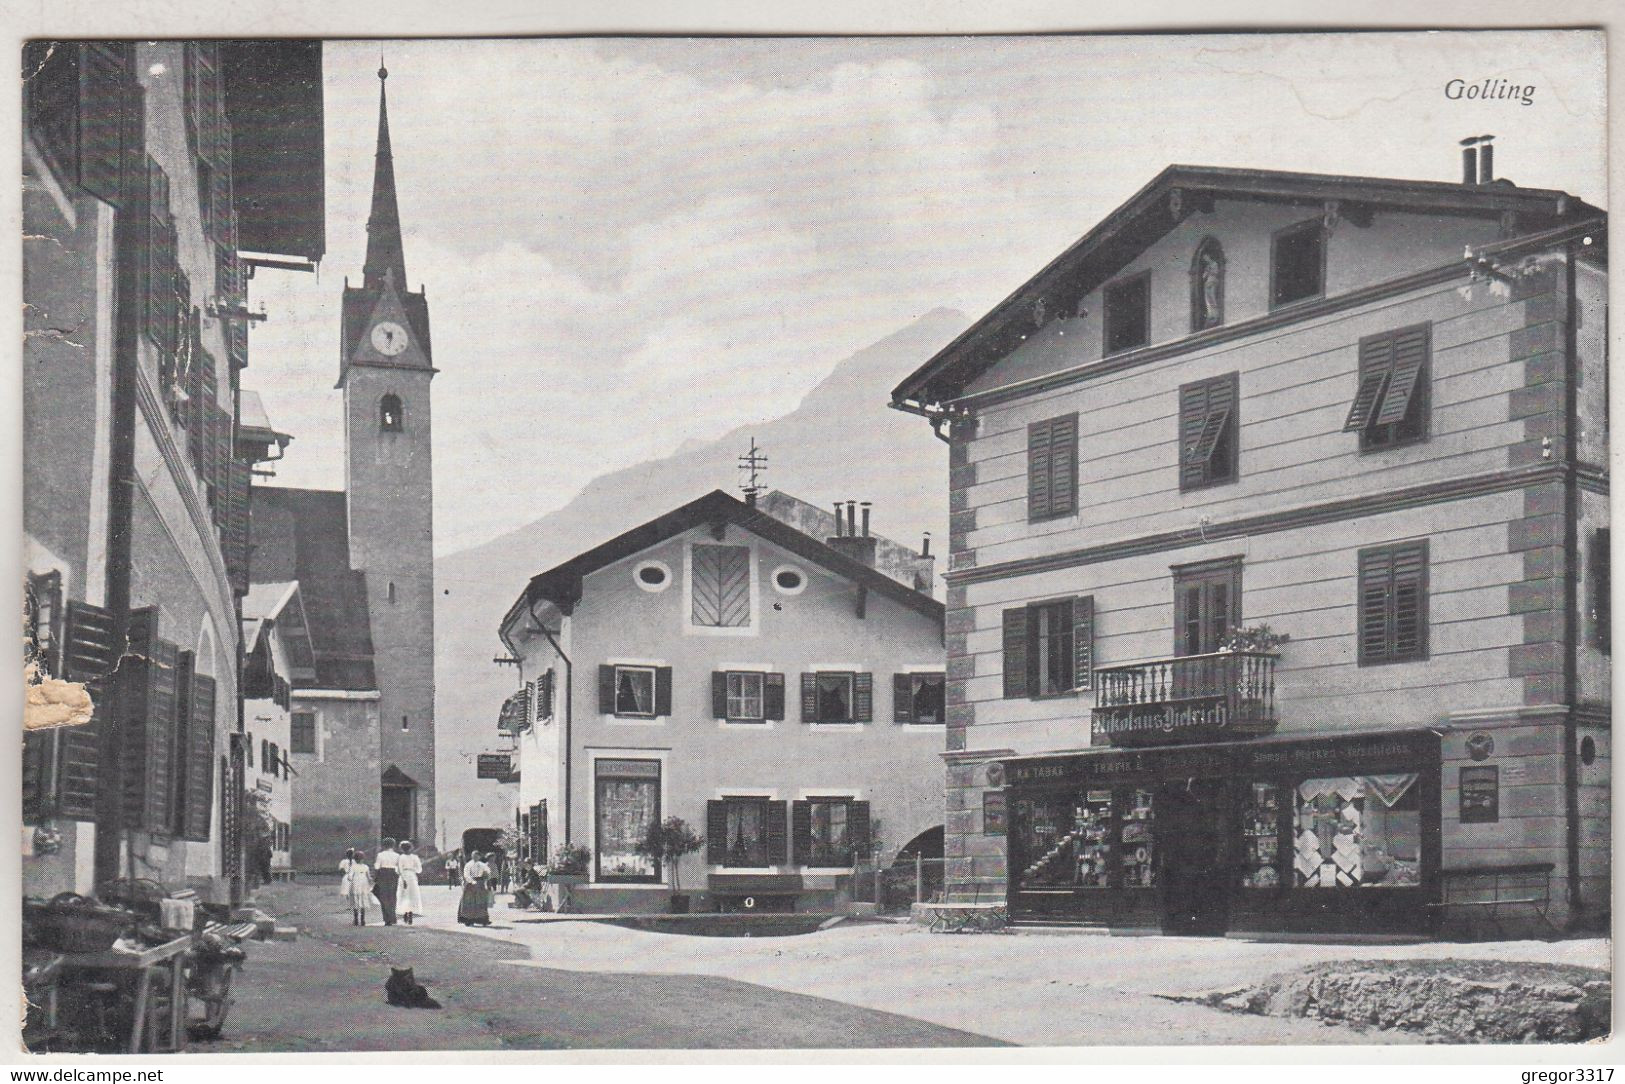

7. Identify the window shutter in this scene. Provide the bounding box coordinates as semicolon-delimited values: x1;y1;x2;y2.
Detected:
56;599;118;821
691;544;751;627
712;672;729;719
1390;542;1428;661
224;456;251;594
763;673;786;721
1047;415;1078;517
210;116;234;245
597;665;616;715
853;673;874;722
120;610;179;834
800;673;818;722
791;801;812;866
1178;381;1210;489
1594;528;1612;654
143;159;172;350
77;43;128;204
766;801;789;865
893;673;914;723
23;42;79;185
184;672;217;841
1345;334;1396;431
1357;549;1392;665
1072;595;1096;691
1027;419;1053;520
195;43;219;164
1372;326;1429;427
706;801;728;865
847;801;872;861
654;666;673;716
172;650;194;835
1002;607;1030;698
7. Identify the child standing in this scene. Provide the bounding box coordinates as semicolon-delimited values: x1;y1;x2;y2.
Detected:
343;850;374;926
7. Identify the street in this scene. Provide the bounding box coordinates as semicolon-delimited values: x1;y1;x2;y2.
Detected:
194;880;1001;1051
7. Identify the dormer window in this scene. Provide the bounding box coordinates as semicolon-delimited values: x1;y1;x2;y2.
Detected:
1103;271;1151;355
380;394;403;432
1271;219;1325;307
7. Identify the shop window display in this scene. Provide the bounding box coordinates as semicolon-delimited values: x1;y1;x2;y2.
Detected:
1293;774;1420;889
1016;791;1113;888
1241;782;1281;888
1119;789;1155;887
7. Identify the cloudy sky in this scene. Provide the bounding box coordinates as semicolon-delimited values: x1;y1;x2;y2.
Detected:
244;32;1606;555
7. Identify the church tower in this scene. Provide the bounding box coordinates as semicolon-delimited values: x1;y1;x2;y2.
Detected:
339;64;436;847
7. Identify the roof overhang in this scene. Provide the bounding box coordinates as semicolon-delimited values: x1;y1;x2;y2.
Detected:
892;164;1602;411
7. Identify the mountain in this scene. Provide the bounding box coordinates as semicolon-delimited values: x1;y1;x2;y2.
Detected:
431;307;969;840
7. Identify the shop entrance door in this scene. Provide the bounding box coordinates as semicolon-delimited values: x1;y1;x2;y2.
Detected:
1155;779;1230;935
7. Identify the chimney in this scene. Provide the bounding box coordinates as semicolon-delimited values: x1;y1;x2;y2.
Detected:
920;532;932;558
1478;136;1494;184
825;499;878;568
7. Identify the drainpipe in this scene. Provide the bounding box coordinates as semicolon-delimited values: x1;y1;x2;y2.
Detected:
1561;245;1582;918
530;607;573;849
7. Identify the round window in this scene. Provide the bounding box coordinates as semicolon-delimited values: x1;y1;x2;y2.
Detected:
772;566;806;595
633;561;671;592
1580;736;1597;766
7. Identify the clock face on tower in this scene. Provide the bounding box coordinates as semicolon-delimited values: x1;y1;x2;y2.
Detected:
370;320;410;357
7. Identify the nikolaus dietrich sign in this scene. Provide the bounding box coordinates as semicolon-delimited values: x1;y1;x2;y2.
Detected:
1091;695;1229;744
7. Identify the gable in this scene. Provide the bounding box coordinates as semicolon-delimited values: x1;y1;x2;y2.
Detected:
339;281;434;386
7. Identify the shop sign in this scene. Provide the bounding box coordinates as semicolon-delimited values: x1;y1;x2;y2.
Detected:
982;791;1006;835
1091;695;1229;744
256;779;273;794
1459;765;1499;823
476;753;513;779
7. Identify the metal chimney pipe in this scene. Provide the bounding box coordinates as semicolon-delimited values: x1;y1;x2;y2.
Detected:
921;532;932;558
846;501;857;538
860;502;872;537
1478;138;1494;184
832;503;845;537
1460;135;1479;185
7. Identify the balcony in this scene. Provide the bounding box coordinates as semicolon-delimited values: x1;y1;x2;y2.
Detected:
1091;650;1278;746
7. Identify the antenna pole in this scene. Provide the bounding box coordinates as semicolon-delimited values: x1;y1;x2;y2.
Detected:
737;438;769;506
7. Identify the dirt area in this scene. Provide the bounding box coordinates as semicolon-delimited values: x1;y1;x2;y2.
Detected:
1182;958;1611;1043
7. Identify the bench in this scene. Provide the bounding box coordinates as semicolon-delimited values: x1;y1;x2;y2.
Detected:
1428;862;1560;939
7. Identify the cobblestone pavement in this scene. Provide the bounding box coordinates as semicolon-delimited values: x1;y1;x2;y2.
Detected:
193;881;1001;1052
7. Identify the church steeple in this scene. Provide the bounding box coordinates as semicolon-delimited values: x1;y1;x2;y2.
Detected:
362;62;407;292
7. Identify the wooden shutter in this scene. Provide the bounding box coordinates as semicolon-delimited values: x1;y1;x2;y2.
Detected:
1073;595;1096;691
56;600;118;821
1594;528;1612;654
800;673;818;722
195;43;220;164
1390;543;1428;661
227;456;252;593
121;610;180;833
847;801;872;860
597;665;616;715
210;114;234;245
654;666;673;716
1373;326;1429;427
766;801;789;864
1345;334;1396;431
853;673;874;722
1177;380;1210;489
1002;607;1030;698
706;800;728;865
790;801;812;866
893;673;915;722
77;43;128;203
712;672;729;719
1028;419;1053;520
1047;415;1078;516
172;650;194;835
763;673;785;721
691;544;751;627
143;159;172;350
23;42;79;184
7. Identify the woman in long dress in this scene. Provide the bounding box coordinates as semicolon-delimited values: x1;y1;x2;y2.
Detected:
343;851;374;926
338;848;356;903
396;840;425;925
457;851;492;927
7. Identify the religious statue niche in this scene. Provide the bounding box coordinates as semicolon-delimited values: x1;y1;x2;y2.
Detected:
1189;237;1225;332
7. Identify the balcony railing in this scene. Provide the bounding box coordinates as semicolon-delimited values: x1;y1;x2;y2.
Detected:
1091;650;1278;745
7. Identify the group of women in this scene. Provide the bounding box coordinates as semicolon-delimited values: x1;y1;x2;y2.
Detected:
337;843;497;928
338;839;427;926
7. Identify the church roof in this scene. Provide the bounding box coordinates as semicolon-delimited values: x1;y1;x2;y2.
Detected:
250;487;378;691
363;64;407;292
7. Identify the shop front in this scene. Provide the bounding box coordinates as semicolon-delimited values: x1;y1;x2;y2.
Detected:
1003;730;1442;935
